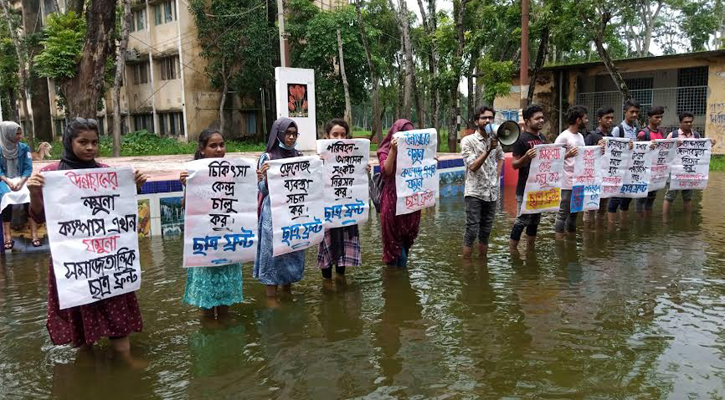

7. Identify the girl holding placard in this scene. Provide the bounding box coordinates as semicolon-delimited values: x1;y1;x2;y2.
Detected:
179;129;243;320
255;118;306;303
377;119;421;267
0;121;40;249
26;118;148;363
317;119;368;282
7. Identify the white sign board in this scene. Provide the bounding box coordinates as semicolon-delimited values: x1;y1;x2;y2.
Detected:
394;128;438;215
43;167;141;309
670;138;711;190
520;144;565;214
650;139;677;191
601;137;631;198
570;145;603;212
267;156;325;256
275;67;316;151
183;158;259;267
620;141;654;198
316;139;370;228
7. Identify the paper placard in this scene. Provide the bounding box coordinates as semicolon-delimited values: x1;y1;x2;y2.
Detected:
650;139;677;191
620;141;654;198
267;156;325;256
43;167;141;309
520;144;565;214
601;137;631;198
570;145;603;213
394;128;438;215
670;139;711;190
316;139;370;228
183;158;259;267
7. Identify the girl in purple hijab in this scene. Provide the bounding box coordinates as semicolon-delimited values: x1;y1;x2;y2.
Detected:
254;118;306;305
377;119;421;266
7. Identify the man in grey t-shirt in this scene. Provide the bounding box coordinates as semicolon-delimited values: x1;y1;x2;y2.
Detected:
608;99;640;225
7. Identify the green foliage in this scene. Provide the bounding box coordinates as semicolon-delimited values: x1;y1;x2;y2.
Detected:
33;12;86;81
711;155;725;172
477;57;514;105
0;26;18;94
189;0;277;98
47;130;266;159
287;2;370;124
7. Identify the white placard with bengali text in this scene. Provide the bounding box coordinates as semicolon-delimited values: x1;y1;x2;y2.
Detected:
670;139;711;190
601;137;631;198
520;144;565;214
43;167;141;310
394;128;438;215
183;158;259;267
317;139;370;228
267;156;325;256
650;139;677;191
570;145;603;213
620;141;654;198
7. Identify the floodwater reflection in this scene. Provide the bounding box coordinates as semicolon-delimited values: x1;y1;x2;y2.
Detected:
0;173;724;399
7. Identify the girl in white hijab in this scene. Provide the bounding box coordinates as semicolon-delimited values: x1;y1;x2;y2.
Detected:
0;121;39;249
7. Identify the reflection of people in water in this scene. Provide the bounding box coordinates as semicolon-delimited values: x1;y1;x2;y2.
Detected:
137;201;151;238
318;276;363;342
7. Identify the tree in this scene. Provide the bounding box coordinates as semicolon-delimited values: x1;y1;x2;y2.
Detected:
0;20;19;122
112;0;131;157
354;0;383;143
34;0;117;119
336;29;352;125
0;0;34;147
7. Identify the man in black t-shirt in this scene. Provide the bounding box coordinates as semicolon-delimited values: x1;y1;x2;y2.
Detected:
584;106;614;227
509;104;547;253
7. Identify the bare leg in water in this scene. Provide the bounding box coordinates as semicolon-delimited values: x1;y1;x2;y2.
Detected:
110;336;147;369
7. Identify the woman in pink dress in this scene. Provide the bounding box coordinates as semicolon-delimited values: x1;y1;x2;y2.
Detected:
377;119;421;266
26;118;148;361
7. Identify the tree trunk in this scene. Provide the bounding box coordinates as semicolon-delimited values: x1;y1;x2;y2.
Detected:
7;88;19;122
448;0;467;153
60;0;117;118
355;0;382;144
395;0;413;121
467;59;475;125
417;0;441;147
0;0;34;149
396;48;405;118
336;29;353;126
219;75;228;137
592;14;630;100
112;0;131;157
527;26;549;104
639;0;664;57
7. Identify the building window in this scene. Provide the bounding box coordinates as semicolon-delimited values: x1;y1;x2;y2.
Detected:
55;119;66;137
97;117;105;135
158;112;184;136
131;62;149;85
245;112;257;135
132;9;146;32
625;77;653;121
677;67;707;116
133;114;154;132
154;0;176;25
159;57;178;81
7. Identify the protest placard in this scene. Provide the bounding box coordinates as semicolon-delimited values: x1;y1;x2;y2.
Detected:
570;145;603;213
520;144;565;214
670;138;711;190
316;139;370;228
394;128;438;215
620;141;654;198
42;167;141;310
267;156;325;256
601;137;631;198
649;139;677;191
183;158;258;267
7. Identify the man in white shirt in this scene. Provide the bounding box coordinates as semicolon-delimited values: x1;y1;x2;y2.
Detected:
460;106;505;259
608;99;640;223
554;106;587;240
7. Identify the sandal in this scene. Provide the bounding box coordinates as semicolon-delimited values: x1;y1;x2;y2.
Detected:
31;239;42;247
4;240;13;250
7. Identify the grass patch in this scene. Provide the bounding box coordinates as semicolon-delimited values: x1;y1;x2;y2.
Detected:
711;155;725;172
45;130;266;159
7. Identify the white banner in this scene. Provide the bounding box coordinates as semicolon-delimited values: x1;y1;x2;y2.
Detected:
42;167;141;310
570;145;603;213
650;139;677;191
394;128;438;215
183;158;259;267
620;141;654;198
267;156;325;256
670;138;711;190
521;144;565;214
601;137;631;198
316;139;370;228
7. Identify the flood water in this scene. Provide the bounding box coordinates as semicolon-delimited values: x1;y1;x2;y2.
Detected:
2;174;725;399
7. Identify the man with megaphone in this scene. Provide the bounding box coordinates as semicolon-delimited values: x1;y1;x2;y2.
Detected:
460;106;506;260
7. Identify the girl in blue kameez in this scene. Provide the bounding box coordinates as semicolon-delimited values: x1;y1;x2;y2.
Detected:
254;118;306;302
179;129;243;319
